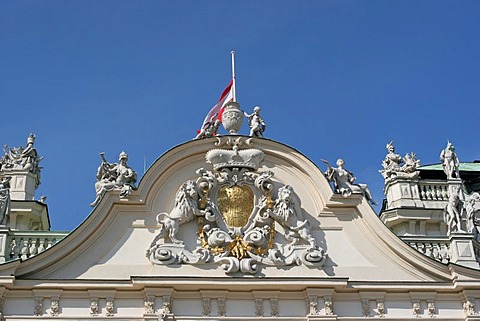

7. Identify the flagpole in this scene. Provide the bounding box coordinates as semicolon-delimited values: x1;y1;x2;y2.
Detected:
231;50;236;102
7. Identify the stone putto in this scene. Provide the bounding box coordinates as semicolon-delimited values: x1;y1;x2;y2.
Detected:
90;151;137;207
244;106;266;137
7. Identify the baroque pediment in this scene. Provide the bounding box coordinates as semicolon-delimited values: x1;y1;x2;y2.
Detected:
146;137;326;274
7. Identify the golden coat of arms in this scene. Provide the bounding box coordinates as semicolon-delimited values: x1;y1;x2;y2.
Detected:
217;185;254;227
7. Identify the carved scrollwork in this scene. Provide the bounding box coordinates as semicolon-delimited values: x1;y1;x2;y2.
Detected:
147;144;326;274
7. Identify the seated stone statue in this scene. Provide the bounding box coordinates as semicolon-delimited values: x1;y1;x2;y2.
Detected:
322;158;377;205
90;151;137;207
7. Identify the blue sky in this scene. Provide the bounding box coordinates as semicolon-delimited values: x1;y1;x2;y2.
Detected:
1;1;479;231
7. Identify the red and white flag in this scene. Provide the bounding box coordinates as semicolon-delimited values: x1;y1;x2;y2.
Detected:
199;80;234;131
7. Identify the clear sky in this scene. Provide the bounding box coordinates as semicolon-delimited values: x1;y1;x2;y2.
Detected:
1;1;479;231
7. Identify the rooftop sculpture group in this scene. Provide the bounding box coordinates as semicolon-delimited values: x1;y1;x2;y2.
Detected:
0;134;43;188
194;104;266;139
379;141;420;182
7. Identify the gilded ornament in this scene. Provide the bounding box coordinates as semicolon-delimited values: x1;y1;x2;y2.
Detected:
217;185;254;227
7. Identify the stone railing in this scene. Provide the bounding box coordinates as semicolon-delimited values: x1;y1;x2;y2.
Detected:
7;231;69;261
401;236;451;264
418;182;449;201
383;178;457;211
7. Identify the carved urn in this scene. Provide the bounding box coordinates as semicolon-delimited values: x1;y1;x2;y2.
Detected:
221;101;243;134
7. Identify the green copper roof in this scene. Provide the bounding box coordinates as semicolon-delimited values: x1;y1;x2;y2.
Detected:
419;162;480;172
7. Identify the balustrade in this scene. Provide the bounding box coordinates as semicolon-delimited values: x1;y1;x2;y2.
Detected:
404;237;451;264
418;182;449;201
7;232;68;261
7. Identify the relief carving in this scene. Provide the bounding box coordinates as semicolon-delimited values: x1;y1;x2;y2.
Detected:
146;138;326;274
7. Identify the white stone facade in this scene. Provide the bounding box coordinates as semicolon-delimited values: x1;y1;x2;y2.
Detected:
0;137;478;320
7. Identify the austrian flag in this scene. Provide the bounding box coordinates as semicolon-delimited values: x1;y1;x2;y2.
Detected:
198;80;234;132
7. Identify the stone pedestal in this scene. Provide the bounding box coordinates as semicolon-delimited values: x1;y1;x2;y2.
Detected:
384;177;423;209
449;233;479;269
447;178;464;200
2;170;39;201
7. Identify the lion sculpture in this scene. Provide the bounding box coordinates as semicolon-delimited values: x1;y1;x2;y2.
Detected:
271;185;317;248
154;180;202;244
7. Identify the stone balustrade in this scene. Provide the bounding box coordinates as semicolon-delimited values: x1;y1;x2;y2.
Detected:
418;182;449;201
384;178;462;211
401;236;451;264
7;231;68;261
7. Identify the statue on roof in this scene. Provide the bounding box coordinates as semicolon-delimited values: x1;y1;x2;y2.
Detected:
443;186;464;234
440;142;460;179
466;194;480;240
90;151;138;207
322;158;377;205
0;176;12;226
244;106;266;138
379;141;420;182
194;114;221;139
1;134;43;187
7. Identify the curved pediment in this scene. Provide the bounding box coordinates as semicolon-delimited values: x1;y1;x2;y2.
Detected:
3;136;453;283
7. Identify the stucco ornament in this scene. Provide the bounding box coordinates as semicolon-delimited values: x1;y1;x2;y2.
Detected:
90;151;138;207
379;141;420;182
49;299;59;316
147;137;326;274
1;134;43;187
463;298;475;316
105;299;114;317
440;141;460;179
427;300;436;317
322;158;377;205
90;299;99;316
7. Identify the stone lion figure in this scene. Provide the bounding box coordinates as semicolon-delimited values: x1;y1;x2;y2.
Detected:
154;180;203;244
271;185;317;248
